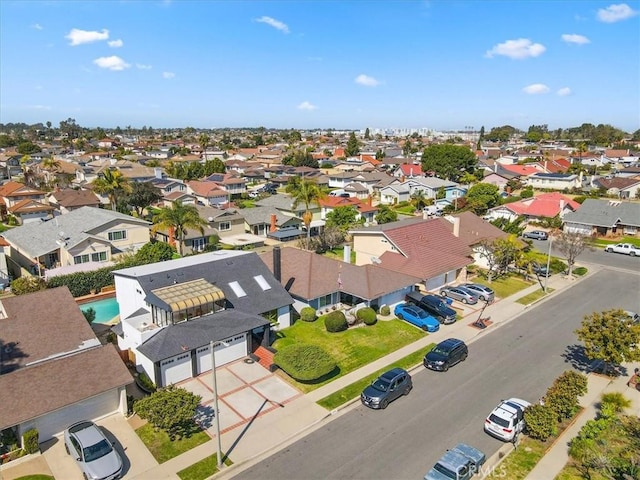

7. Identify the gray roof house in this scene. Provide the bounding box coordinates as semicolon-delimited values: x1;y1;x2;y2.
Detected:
562;199;640;238
112;250;294;387
1;206;150;279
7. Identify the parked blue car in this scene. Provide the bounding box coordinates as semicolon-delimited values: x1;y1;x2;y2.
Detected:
394;303;440;332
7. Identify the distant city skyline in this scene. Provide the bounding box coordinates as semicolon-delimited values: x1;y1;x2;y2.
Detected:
1;1;639;132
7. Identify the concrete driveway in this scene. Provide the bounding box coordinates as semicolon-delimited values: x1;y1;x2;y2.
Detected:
179;359;302;437
38;413;158;480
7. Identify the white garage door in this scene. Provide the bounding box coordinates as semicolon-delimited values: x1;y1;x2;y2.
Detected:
196;345;212;374
425;273;446;292
214;334;247;367
27;390;120;442
161;352;192;386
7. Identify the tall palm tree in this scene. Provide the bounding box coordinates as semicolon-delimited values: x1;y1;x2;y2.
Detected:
285;177;324;248
41;157;61;187
92;168;132;210
152;201;207;256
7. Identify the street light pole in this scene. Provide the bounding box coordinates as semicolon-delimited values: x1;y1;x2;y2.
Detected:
210;340;222;469
544;236;553;293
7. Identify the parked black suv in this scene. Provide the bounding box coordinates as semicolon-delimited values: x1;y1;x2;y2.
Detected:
424;338;468;371
406;292;457;325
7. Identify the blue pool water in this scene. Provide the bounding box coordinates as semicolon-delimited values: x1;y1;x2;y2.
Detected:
80;297;120;324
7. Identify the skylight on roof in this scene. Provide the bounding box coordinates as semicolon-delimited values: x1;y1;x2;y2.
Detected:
254;274;271;291
228;281;247;297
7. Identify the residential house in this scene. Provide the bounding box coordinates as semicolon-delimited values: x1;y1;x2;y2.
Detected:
592;177;640;199
349;216;473;291
241;207;302;238
0;153;23;179
486;192;580;223
563;199;640;238
526;172;582;191
111;251;294;387
201;173;247;197
616;165;640;178
392;163;424;179
379;177;466;206
0;181;52;224
47;188;101;214
319;196;378;226
1;206;150;279
259;246;423;313
255;194;323;235
0;287;131;443
187;180;230;207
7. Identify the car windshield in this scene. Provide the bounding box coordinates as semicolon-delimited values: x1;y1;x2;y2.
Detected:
489;413;510;428
371;378;391;392
416;310;428;318
83;439;113;463
432;462;458;479
431;346;450;355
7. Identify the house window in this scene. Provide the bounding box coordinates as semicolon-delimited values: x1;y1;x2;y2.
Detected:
91;251;107;262
74;254;90;264
108;230;127;241
192;238;206;251
219;222;231;231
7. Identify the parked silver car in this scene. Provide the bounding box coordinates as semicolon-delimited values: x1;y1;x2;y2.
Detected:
439;286;478;305
461;283;495;303
64;420;123;480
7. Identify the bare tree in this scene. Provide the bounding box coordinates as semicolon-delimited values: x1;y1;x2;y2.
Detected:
477;239;499;283
553;231;593;278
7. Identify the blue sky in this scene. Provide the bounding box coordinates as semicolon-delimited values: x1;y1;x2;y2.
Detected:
1;1;639;132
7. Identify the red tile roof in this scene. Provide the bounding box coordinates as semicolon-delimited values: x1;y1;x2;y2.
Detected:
500;164;543;176
502;192;580;217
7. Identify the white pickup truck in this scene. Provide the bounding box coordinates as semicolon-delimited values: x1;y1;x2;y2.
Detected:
604;243;640;256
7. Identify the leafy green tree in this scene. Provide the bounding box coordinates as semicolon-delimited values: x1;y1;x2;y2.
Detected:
93;169;132;210
198;133;210;157
543;370;588;421
485;125;518;142
285;177;324;247
364;128;370;140
520;186;534;198
325;205;361;232
421;144;477;181
0;134;16;148
10;276;47;295
152;201;207;256
125;182;162;217
575;309;640;373
82;307;96;324
552;230;592;278
308;225;345;254
375;205;398;224
135;241;176;263
16;141;42;155
202;158;225;176
490;216;525;236
134;386;201;439
283;149;318;168
465;183;500;215
345;132;360;157
410;190;429;211
493;236;523;275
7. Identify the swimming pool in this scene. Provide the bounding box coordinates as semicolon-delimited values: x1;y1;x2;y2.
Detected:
80;297;120;325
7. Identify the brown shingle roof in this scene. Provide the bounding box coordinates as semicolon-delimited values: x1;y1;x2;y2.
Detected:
445;211;508;246
50;189;101;208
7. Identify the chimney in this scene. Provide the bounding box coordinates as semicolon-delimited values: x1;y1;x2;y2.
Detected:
154;167;163;179
270;214;277;232
343;245;351;264
559;199;565;212
494;163;497;173
273;246;281;281
452;216;460;237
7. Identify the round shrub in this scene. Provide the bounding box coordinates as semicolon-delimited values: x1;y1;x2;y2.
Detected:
300;306;317;322
324;310;348;332
380;305;390;316
524;404;557;441
357;307;377;326
273;344;336;381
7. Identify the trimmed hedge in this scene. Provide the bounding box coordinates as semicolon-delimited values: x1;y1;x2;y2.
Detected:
22;428;39;454
324;311;348;332
380;305;390;316
524;404;557;441
273;344;336;381
300;306;317;322
357;307;377;326
46;265;122;297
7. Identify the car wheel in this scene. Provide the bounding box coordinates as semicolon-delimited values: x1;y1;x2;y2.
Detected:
462;298;468;304
461;353;468;362
632;252;637;257
404;385;412;396
83;474;88;480
421;325;428;332
380;399;389;409
65;443;69;454
442;364;449;372
441;291;447;297
397;313;404;320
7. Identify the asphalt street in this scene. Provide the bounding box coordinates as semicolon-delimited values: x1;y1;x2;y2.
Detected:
235;268;640;480
529;238;640;272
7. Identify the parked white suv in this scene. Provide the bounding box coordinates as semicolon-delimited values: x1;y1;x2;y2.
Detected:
484;398;531;442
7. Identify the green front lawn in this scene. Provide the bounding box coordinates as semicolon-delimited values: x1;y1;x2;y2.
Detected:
317;346;433;410
486;437;547;479
472;275;534;299
135;422;210;464
13;476;55;480
177;454;233;480
273;317;426;393
516;288;554;305
593;236;640;247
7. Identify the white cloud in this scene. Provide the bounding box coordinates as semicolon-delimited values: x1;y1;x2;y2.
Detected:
136;63;152;70
108;39;123;48
355;74;380;87
557;87;572;96
597;3;638;22
93;56;130;71
561;34;590;45
32;23;43;30
162;71;176;79
66;28;109;46
485;38;546;59
255;16;290;33
522;83;550;94
29;105;51;110
297;101;317;111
